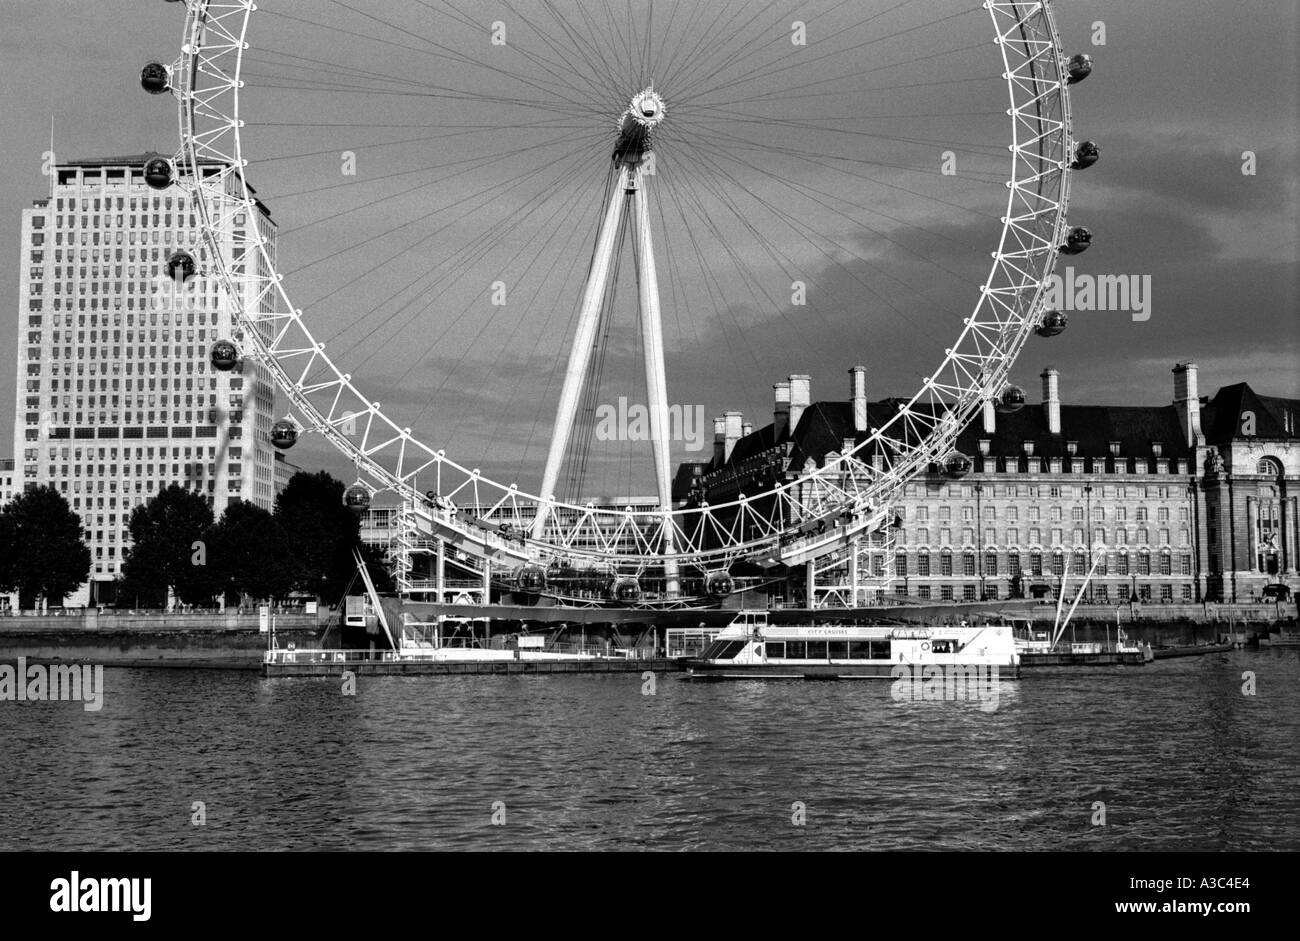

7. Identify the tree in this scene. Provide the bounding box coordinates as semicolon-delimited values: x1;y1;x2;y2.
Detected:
274;471;363;602
120;484;219;607
0;486;92;608
206;499;297;605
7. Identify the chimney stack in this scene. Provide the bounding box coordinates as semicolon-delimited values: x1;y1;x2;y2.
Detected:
1172;361;1203;446
1041;366;1061;435
712;416;726;465
788;374;811;433
724;411;743;461
848;366;868;434
742;421;754;438
773;381;791;440
982;398;997;434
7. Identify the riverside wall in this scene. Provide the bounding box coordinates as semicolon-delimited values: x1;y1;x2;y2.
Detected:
0;611;328;669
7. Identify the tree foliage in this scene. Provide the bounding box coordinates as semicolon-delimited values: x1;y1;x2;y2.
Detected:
206;499;297;604
273;471;363;602
120;484;218;606
0;486;92;607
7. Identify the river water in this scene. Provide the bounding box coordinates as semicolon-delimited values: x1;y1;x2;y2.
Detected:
2;648;1297;851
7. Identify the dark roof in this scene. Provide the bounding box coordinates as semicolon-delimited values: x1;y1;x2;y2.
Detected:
690;379;1297;496
1201;384;1299;443
955;404;1191;460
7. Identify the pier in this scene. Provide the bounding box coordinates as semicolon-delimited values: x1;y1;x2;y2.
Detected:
263;649;683;678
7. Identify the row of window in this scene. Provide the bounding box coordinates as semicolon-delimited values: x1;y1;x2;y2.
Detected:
906;483;1181;499
902;528;1190;548
898;550;1194;577
910;505;1183;522
901;584;1193;602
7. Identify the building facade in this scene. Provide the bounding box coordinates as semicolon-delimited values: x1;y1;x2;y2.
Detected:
680;362;1299;607
12;154;280;604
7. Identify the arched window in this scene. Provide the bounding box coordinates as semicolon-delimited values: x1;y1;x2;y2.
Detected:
1256;457;1283;476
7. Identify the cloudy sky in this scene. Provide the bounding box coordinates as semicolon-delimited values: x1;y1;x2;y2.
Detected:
1;0;1296;497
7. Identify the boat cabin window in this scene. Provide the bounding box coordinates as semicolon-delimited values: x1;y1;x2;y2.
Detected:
785;641;807;658
700;640;748;660
764;642;785;658
828;641;849;659
849;640;892;659
930;639;958;654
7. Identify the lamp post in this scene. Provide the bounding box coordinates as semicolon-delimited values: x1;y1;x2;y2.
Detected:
975;482;985;600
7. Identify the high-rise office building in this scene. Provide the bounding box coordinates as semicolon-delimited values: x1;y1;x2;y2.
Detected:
12;154;279;604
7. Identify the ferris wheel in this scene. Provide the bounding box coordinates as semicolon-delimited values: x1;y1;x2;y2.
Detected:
140;0;1096;599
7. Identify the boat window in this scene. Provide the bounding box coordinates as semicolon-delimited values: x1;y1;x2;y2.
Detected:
931;639;956;654
870;640;892;659
828;641;849;660
849;641;872;659
764;642;785;659
785;641;807;659
700;640;748;660
805;641;828;660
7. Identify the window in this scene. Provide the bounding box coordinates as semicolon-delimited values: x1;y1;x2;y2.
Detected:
1159;553;1172;576
1008;552;1021;576
1138;551;1151;576
940;585;954;601
1051;553;1064;576
917;550;930;577
985;551;997;576
940;550;953;576
1181;555;1192;576
962;551;976;576
1116;553;1129;576
1030;551;1043;577
895;552;907;577
700;640;747;660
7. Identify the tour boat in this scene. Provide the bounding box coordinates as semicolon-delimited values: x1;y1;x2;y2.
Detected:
684;611;1020;680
